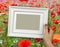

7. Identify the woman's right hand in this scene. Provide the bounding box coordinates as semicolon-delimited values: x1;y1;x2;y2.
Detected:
43;24;55;47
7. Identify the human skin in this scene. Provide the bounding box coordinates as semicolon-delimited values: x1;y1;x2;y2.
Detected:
43;24;55;47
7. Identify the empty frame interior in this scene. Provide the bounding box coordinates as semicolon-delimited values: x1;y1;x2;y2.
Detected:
16;14;40;30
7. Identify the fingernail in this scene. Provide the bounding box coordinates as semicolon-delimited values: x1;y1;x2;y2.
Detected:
45;24;48;26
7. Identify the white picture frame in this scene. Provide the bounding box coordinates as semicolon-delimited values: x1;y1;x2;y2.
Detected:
8;6;48;38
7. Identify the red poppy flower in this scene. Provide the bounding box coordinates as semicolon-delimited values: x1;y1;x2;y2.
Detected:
58;26;60;32
57;9;60;16
35;4;41;7
52;19;59;24
32;0;37;2
51;11;55;15
0;4;3;7
35;38;41;42
0;30;2;32
56;3;60;6
53;34;60;43
50;5;54;9
50;26;56;32
18;40;31;47
11;4;18;6
50;26;56;30
52;39;59;44
19;0;28;2
0;4;4;9
51;15;55;18
0;4;7;13
51;11;55;18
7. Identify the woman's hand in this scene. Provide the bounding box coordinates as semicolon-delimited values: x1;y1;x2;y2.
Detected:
43;24;55;47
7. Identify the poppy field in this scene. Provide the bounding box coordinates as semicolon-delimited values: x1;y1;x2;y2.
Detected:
0;0;60;47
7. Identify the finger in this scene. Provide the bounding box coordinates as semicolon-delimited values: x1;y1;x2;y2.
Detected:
49;28;54;41
43;24;49;39
44;24;49;35
43;24;51;45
